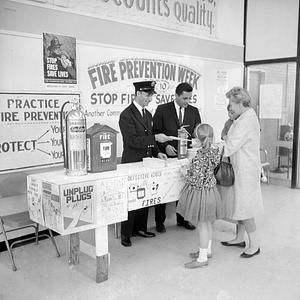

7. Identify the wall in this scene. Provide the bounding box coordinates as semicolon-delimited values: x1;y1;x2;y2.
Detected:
246;0;299;60
0;0;244;240
1;0;244;61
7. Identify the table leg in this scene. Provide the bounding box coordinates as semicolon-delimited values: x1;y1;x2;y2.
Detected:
95;226;109;283
114;222;120;238
69;233;80;265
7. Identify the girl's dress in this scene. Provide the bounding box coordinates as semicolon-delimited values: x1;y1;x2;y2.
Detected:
177;146;224;226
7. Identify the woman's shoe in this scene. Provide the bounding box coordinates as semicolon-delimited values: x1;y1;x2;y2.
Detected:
221;241;246;248
240;248;260;258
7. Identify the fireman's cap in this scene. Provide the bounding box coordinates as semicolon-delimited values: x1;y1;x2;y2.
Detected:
133;81;157;94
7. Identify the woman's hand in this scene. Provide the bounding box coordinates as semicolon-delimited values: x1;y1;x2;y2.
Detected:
180;163;189;177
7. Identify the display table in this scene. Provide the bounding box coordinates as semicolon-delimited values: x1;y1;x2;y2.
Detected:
27;158;186;283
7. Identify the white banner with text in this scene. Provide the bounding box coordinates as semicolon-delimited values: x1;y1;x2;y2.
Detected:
26;0;218;39
79;45;204;156
0;93;79;172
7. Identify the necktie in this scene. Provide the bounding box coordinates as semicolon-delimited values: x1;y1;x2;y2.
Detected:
142;108;146;122
179;107;183;126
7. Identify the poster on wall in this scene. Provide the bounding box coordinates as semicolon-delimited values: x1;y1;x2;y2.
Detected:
215;70;228;110
0;93;79;172
78;45;204;156
43;33;77;84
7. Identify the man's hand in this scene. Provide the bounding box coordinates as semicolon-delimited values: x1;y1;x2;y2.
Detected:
157;152;168;160
166;145;177;157
155;133;173;143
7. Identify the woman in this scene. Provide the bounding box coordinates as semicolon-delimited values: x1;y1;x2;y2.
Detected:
218;104;237;221
221;87;264;258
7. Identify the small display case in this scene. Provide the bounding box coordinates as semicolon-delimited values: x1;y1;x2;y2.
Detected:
86;123;118;173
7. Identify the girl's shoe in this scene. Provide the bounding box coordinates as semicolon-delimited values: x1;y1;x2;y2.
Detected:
189;251;212;259
184;259;208;269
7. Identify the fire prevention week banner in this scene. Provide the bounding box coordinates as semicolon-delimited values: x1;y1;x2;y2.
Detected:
0;93;79;172
79;45;204;156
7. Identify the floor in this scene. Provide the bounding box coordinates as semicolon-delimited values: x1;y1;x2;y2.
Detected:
0;182;300;300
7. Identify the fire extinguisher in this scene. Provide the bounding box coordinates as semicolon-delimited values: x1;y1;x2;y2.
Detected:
60;99;87;176
177;125;190;160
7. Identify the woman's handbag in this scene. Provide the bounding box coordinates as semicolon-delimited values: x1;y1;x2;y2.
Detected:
214;148;235;186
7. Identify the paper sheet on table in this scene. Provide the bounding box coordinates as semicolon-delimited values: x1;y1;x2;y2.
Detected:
169;136;192;142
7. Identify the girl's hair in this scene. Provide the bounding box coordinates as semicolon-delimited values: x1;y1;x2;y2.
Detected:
195;123;214;149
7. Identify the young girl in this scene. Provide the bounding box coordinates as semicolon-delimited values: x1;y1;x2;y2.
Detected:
177;123;224;268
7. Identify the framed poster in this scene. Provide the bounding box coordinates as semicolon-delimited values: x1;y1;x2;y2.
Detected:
43;33;77;84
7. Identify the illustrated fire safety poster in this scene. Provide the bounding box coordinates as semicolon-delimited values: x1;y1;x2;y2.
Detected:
28;176;98;235
60;181;97;234
127;166;185;211
96;176;128;225
42;180;63;232
43;33;77;84
27;176;45;226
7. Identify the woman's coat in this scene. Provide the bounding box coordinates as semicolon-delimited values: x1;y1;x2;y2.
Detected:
224;108;264;220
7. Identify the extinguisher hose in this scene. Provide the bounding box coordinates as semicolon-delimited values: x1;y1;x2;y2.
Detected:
60;101;70;169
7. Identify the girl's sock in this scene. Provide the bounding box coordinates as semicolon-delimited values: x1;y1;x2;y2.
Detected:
197;248;208;263
208;240;212;256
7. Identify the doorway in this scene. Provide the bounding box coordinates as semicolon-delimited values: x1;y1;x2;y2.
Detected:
247;63;296;186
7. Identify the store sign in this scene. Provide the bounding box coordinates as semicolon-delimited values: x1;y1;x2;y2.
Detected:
28;0;218;39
